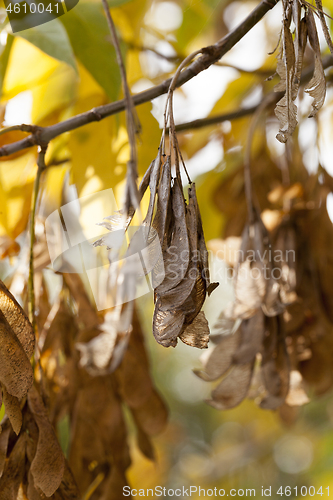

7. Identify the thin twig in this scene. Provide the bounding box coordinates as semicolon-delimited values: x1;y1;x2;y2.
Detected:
28;145;47;332
101;0;140;213
214;61;274;75
127;42;181;63
0;124;39;137
173;104;261;133
244;93;277;223
0;0;281;158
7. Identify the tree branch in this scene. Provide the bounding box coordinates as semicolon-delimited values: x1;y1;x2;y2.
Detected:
0;0;280;158
173;53;333;133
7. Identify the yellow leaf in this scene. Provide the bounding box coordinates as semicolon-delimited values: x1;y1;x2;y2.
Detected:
31;64;77;125
0;152;36;240
2;37;60;100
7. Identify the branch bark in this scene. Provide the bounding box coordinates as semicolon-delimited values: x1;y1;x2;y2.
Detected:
0;0;280;158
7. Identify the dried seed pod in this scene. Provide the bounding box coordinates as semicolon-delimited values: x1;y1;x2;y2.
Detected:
226;212;283;320
274;0;331;142
152;181;214;349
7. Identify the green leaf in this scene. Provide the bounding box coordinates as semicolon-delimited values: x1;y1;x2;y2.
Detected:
60;3;121;101
15;19;77;71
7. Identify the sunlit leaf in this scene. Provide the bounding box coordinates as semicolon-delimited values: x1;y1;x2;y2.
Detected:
60;2;121;101
16;19;77;71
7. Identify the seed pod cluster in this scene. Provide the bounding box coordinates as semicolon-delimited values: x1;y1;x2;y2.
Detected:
197;208;296;410
274;0;333;142
141;151;217;348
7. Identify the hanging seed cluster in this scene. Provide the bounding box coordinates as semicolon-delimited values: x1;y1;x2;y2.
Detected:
196;209;294;410
141;152;217;348
274;0;333;143
198;146;333;416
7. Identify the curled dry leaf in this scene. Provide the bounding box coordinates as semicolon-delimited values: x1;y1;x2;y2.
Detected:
28;385;65;497
273;0;332;141
275;20;297;143
305;8;326;117
314;0;333;57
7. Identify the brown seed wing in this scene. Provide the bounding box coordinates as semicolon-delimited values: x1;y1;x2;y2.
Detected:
155;178;189;294
0;433;26;499
0;310;33;399
179;311;210;349
2;386;22;435
28;385;65;497
195;328;241;381
152;298;185;347
233;311;264;365
0;280;34;358
207;361;254;410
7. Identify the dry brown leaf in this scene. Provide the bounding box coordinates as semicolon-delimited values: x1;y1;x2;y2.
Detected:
143;151;162;228
179;311;210;349
28;385;65;497
136;427;156;461
155;178;190;294
159;190;198;309
0;423;11;478
233;311;264;364
0;433;26;499
260;317;290;409
314;0;333;56
115;344;153;408
152;298;185;347
275;22;298;142
194;328;241;382
305;8;326;117
292;2;307;100
63;273;100;331
0;280;34;358
69;376;130;493
190;183;213;291
0;309;33;399
2;386;22;435
207;362;254;410
132;390;168;436
152;156;172;248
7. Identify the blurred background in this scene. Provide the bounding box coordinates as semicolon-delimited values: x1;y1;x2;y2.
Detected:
1;0;333;497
